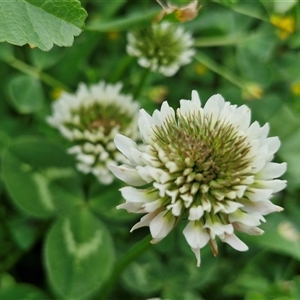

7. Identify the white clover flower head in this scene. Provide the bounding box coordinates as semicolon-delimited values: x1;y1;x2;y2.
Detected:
126;21;195;77
47;81;140;185
109;91;287;267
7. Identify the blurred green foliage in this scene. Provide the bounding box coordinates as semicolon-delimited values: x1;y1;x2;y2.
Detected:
0;0;300;299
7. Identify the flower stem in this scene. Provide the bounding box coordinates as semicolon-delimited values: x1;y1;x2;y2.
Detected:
133;67;150;99
109;56;134;83
195;51;246;89
98;235;152;300
5;57;71;92
194;32;261;47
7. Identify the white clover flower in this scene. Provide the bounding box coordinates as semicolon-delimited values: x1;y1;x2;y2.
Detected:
109;91;287;267
126;21;195;76
47;81;139;185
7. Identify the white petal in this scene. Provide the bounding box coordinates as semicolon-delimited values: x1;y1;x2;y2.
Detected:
188;206;204;221
254;179;287;193
144;199;164;213
220;233;248;251
265;136;281;155
142;152;163;168
150;211;176;243
218;201;244;214
234;185;248;198
117;201;145;213
191;90;201;105
167;200;183;216
203;219;234;238
183;221;210;267
120;186;158;203
165;189;179;203
233;105;251;132
178;90;202;116
244;188;274;202
229;211;265;226
67;145;81;155
258;162;287;179
147;167;173;183
203;94;225;123
76;163;91;174
108;164;147;186
136;166;155;183
233;222;264;235
239;198;283;215
114;134;139;165
138;109;156;143
131;211;159;232
76;153;94;165
246;121;261;140
152;101;175;127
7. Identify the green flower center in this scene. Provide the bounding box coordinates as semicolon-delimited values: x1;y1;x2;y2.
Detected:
154;112;251;183
64;101;134;135
134;25;185;66
150;111;253;218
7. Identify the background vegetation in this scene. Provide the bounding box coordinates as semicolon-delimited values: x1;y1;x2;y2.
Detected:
0;0;299;299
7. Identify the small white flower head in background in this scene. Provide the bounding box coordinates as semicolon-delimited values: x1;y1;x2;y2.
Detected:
126;21;195;77
47;81;140;185
109;91;287;267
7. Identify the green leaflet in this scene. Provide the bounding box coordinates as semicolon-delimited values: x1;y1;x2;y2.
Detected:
44;208;115;299
1;137;83;219
0;0;87;51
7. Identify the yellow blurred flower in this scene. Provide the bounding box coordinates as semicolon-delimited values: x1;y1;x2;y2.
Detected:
51;87;64;100
270;15;296;40
194;63;207;75
291;82;300;96
107;30;120;41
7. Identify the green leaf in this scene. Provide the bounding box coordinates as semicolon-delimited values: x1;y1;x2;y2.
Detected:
245;213;300;261
292;276;300;300
236;27;277;87
44;208;115;299
1;137;83;219
0;283;50;300
269;105;300;191
278;128;300;191
0;273;15;291
121;250;164;296
245;290;267;300
163;287;204;300
269;104;300;140
7;75;45;114
8;215;39;250
88;180;137;223
0;0;87;51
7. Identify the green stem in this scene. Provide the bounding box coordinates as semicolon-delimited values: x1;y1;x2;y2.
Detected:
98;235;152;300
109;56;134;83
194;32;261;47
6;57;71;92
282;258;298;280
133;67;150;99
195;51;246;89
